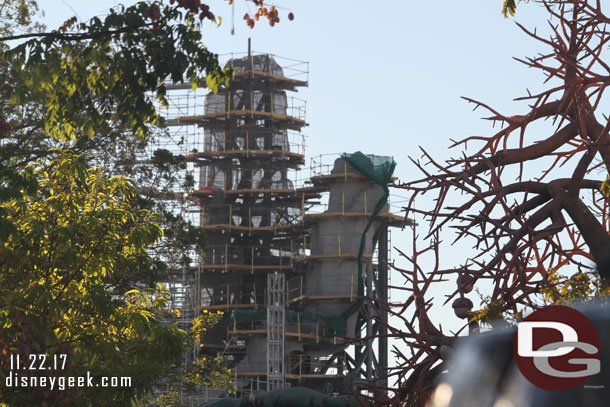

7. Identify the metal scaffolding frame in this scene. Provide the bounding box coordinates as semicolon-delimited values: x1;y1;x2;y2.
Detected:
267;273;286;390
157;45;405;401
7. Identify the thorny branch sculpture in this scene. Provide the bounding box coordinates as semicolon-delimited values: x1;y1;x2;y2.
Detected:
376;1;610;406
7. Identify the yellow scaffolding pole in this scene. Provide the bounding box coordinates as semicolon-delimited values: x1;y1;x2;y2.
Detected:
342;191;345;217
251;246;255;274
229;204;232;232
297;313;301;341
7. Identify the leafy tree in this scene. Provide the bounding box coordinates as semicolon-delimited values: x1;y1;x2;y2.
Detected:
0;150;182;406
0;0;44;36
0;0;230;243
0;1;242;405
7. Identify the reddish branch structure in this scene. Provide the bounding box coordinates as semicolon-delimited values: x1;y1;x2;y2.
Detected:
374;1;610;406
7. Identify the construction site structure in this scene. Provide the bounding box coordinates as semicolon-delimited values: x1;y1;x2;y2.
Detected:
158;45;405;404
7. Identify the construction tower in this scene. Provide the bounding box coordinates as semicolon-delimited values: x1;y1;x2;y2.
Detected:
162;46;405;402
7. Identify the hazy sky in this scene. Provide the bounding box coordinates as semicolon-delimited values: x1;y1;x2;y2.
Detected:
34;0;559;335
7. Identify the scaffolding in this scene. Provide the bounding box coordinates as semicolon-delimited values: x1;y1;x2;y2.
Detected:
159;46;406;401
161;49;314;400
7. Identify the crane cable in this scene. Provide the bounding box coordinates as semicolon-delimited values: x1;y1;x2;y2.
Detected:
231;0;235;35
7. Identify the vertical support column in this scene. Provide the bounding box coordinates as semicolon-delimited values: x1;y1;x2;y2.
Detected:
378;224;389;389
365;259;373;382
267;272;285;390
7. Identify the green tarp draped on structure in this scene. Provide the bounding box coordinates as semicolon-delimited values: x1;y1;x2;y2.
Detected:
340;152;396;319
231;308;267;322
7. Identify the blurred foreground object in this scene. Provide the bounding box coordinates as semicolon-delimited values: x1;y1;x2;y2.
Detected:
428;302;610;407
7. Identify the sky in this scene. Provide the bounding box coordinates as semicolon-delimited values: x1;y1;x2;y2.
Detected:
34;0;558;339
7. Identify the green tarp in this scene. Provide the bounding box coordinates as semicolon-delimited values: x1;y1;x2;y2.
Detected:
231;308;267;322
